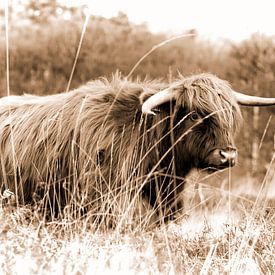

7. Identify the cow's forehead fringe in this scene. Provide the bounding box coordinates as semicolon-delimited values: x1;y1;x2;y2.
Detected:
173;73;242;129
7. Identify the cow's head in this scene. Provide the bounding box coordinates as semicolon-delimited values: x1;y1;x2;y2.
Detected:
141;73;275;173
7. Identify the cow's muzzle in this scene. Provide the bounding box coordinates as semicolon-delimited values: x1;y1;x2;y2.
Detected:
205;146;237;171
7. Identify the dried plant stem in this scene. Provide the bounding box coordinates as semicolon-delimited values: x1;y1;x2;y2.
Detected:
5;0;10;97
126;33;196;79
66;10;91;92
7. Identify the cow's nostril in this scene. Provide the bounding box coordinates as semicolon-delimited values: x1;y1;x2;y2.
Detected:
220;149;237;162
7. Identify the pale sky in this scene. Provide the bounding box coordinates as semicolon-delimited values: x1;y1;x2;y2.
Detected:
61;0;275;41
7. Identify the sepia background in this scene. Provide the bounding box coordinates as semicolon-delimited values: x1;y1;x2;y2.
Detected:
1;0;274;180
0;1;275;273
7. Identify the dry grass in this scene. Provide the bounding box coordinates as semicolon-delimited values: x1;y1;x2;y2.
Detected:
0;173;274;274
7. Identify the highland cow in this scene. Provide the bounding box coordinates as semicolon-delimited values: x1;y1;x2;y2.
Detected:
0;73;274;225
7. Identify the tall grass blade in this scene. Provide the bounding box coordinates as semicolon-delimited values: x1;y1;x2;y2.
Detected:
66;8;91;92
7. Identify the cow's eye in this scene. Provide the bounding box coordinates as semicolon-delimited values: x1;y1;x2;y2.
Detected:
190;112;200;121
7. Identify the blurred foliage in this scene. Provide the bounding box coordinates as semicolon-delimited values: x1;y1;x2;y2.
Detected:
0;6;225;95
0;2;274;178
227;35;275;176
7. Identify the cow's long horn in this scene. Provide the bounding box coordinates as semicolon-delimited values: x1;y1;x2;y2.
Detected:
233;91;275;106
142;89;176;115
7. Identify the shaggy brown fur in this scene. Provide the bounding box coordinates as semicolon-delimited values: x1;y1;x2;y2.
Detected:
0;73;242;225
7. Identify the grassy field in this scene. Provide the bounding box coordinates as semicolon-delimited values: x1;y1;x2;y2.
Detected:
1;169;274;274
1;5;274;274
